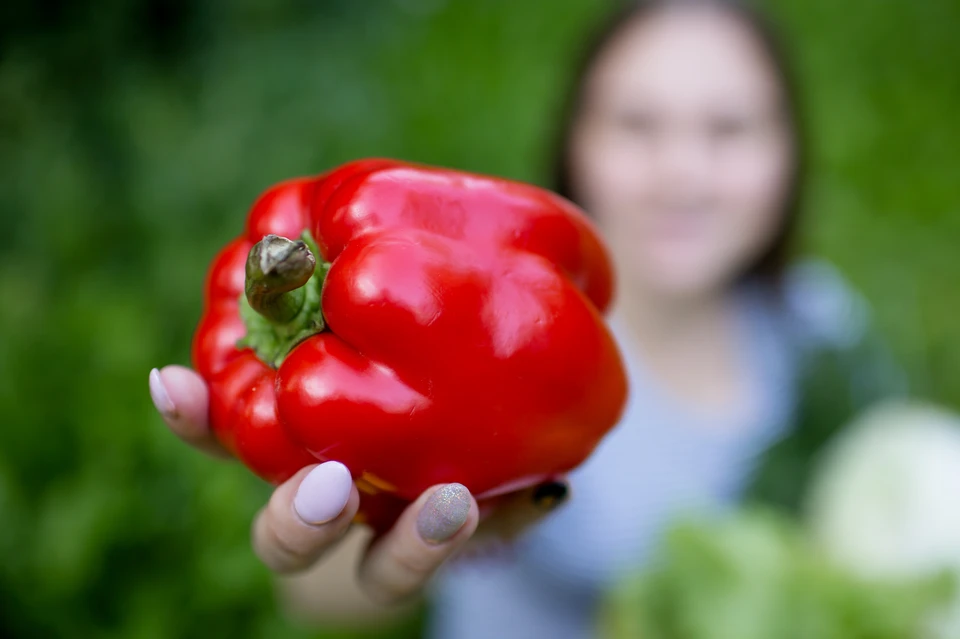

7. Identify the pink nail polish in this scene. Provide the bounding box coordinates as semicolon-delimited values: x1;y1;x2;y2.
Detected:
294;462;353;525
149;368;177;418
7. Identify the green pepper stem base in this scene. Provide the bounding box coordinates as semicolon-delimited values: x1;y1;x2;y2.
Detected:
238;231;331;367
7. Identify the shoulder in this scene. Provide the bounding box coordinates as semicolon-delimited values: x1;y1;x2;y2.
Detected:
779;259;872;352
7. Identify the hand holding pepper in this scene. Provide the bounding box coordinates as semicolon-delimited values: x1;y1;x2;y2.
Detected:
150;365;570;604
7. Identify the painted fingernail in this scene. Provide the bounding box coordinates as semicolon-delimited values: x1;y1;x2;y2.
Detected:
532;481;569;510
149;368;177;418
417;483;471;544
294;461;353;525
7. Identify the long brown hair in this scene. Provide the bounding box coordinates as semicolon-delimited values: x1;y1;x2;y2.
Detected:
552;0;805;286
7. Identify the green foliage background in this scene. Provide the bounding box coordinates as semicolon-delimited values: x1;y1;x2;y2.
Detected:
0;0;957;637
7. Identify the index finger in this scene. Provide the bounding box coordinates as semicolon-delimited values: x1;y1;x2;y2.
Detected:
149;365;231;458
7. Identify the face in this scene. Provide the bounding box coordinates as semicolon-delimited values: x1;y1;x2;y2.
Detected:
570;6;794;300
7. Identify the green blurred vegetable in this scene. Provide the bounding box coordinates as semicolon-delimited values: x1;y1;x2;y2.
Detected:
601;510;955;639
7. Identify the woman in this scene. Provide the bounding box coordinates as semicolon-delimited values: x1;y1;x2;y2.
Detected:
150;1;900;636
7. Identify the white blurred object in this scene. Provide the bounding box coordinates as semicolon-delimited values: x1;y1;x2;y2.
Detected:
807;400;960;637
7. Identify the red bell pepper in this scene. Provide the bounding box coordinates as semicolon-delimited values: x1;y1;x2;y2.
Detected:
193;159;627;530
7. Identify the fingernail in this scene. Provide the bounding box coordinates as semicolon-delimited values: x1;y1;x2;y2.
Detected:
417;483;471;544
149;368;177;418
294;462;353;525
532;481;569;510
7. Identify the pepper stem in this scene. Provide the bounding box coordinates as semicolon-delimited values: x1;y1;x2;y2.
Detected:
245;234;316;324
238;231;331;368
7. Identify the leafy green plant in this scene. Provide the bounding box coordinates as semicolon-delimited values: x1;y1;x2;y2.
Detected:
601;510;954;639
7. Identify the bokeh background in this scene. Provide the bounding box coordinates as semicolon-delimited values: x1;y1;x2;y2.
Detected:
1;0;957;637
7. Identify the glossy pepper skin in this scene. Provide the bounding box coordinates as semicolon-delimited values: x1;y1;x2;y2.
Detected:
193;159;627;530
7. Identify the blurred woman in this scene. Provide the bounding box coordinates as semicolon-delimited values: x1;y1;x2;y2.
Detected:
150;1;901;637
428;2;905;636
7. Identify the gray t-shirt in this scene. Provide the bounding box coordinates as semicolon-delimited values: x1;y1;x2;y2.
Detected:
427;262;874;639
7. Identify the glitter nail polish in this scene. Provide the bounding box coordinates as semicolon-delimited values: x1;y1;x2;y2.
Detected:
417;483;471;544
